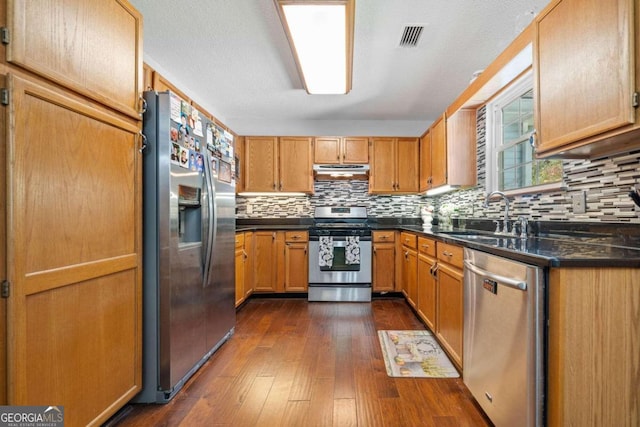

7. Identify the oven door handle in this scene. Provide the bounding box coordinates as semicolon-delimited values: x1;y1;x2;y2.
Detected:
309;235;372;242
463;260;527;291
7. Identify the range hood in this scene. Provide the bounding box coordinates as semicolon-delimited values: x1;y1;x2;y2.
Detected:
313;164;370;179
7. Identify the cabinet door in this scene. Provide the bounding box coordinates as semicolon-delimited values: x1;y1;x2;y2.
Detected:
253;231;278;291
279;137;313;193
405;248;418;308
342;137;369;163
314;137;341;164
436;263;463;368
235;247;245;306
420;130;432;192
417;254;437;332
431;115;447;188
370;138;396;192
6;0;143;119
373;243;395;292
284;242;308;292
6;74;142;425
245;137;278;192
396;138;419;192
535;0;634;153
243;232;254;298
235;136;245;193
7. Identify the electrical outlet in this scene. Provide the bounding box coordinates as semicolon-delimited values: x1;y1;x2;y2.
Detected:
572;192;587;214
246;204;253;214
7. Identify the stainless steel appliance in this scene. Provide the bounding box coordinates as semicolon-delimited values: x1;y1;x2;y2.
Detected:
135;91;236;403
308;206;372;302
463;248;544;427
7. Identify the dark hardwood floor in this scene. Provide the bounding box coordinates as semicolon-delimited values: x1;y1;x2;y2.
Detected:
112;297;491;426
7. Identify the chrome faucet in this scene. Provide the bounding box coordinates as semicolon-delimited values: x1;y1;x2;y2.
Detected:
484;191;510;234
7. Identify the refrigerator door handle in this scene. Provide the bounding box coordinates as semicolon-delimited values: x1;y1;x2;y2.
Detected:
202;150;215;286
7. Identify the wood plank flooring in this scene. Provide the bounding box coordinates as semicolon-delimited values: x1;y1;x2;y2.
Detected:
111;297;491;426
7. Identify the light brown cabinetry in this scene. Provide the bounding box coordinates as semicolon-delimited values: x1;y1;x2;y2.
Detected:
284;231;308;292
370;138;419;193
435;242;464;369
429;111;476;190
534;0;640;158
416;237;437;331
547;267;640;426
1;1;143;424
235;232;253;306
372;231;396;292
419;130;432;192
253;231;281;292
244;136;313;193
314;137;369;164
399;232;418;308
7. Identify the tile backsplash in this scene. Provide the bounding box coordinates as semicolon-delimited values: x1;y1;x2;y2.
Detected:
237;106;640;222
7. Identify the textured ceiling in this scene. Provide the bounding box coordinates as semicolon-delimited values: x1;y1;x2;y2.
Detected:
130;0;549;136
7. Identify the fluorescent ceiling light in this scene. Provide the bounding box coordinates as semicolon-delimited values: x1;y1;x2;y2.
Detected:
276;0;354;94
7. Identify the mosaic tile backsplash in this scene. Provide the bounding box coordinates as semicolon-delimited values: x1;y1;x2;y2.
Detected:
237;107;640;222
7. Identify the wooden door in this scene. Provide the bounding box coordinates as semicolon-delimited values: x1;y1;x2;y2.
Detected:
253;231;278;292
235;136;245;193
420;130;432;192
431;115;447;188
417;254;437;332
278;137;313;192
396;138;419;192
535;0;634;153
369;138;396;193
405;248;418;308
436;263;463;368
5;0;143;119
235;247;245;306
342;137;369;163
243;232;254;299
6;74;142;425
314;137;341;164
284;242;308;292
245;137;278;192
373;243;395;292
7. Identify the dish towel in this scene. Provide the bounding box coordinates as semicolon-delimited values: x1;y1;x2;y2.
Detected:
319;236;334;268
345;236;361;265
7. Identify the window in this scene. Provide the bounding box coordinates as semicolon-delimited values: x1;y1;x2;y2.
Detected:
486;72;562;194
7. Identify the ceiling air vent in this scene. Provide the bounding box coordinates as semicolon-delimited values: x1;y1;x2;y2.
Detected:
399;25;424;48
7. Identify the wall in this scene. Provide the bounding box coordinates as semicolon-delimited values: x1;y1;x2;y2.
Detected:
237;106;640;222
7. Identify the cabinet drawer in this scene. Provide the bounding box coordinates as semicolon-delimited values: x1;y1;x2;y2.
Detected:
373;230;395;243
235;233;245;249
418;236;436;257
285;231;308;242
400;232;417;249
437;242;463;269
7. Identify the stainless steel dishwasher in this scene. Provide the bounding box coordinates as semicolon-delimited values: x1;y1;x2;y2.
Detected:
463;248;544;427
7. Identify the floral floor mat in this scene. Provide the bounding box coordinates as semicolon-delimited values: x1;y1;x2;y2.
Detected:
377;330;460;378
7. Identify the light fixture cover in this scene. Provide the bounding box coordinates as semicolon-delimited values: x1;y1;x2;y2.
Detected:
276;0;354;94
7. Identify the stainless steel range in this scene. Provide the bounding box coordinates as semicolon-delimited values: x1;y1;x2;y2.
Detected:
308;206;372;302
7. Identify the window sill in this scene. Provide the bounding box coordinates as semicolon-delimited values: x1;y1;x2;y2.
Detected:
498;182;565;197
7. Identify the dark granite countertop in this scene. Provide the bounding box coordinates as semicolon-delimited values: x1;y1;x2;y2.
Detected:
236;218;640;268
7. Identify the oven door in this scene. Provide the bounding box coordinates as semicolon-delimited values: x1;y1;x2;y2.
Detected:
308;236;372;285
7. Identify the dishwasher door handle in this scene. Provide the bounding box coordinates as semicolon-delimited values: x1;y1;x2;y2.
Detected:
463;259;527;291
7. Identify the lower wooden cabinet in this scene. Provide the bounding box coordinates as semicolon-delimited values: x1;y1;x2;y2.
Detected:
284;231;308;292
235;232;254;307
417;236;437;332
372;231;396;292
435;242;464;369
400;233;418;308
253;231;280;292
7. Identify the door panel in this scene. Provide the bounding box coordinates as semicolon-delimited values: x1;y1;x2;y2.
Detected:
6;0;142;118
370;138;395;192
396;138;419;192
6;74;141;425
279;137;313;192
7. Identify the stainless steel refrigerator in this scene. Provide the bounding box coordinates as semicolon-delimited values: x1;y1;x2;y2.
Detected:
135;91;236;403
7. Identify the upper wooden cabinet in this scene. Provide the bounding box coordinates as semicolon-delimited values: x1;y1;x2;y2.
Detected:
428;111;476;191
244;136;313;193
370;137;419;194
534;0;640;158
314;137;369;164
419;130;432;192
4;0;143;119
